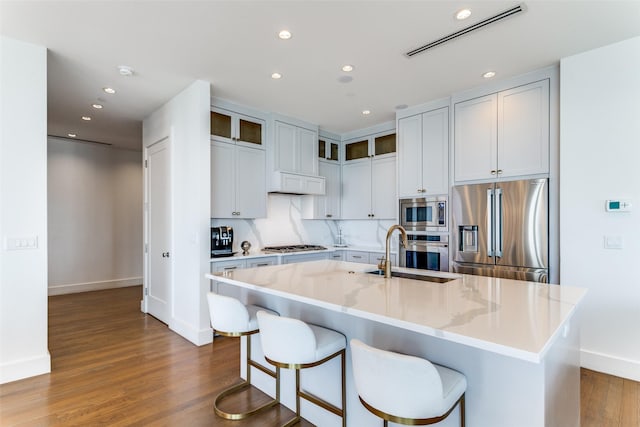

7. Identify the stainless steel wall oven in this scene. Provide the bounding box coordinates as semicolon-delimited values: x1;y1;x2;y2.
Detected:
399;197;447;232
400;234;449;272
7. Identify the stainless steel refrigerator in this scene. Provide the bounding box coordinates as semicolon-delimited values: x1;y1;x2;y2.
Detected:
451;178;548;283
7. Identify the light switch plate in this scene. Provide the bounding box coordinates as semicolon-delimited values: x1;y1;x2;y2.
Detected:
5;236;38;250
604;235;623;249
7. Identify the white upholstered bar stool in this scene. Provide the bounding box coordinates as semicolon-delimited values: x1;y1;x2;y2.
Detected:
206;292;280;420
256;310;347;427
350;339;467;427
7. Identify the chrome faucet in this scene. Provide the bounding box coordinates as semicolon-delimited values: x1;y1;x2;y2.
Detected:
382;224;409;278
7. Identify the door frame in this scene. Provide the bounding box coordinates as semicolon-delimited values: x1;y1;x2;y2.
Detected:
142;135;173;321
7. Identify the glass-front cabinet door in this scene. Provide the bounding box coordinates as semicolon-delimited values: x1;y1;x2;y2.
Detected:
211;108;264;148
374;132;396;156
345;139;369;161
319;138;340;161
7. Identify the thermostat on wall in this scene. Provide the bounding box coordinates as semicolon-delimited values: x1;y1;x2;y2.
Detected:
605;199;632;212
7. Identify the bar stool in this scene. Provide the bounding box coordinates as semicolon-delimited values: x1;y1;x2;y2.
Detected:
256;310;347;427
350;339;467;427
206;292;280;420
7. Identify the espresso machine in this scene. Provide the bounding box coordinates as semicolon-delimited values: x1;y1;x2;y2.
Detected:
211;226;234;257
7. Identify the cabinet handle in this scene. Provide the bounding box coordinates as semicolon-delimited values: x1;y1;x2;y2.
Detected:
326;214;332;218
497;169;503;175
223;266;237;270
490;170;497;175
332;255;342;258
352;255;363;259
256;263;269;267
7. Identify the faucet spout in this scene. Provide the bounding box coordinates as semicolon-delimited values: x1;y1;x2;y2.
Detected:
384;224;408;278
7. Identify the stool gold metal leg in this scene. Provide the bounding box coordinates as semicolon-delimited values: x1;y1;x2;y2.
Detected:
214;334;279;420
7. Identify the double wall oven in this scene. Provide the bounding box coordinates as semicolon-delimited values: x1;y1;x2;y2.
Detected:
399;197;449;272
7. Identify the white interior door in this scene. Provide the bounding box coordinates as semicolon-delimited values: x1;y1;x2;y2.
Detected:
146;138;171;324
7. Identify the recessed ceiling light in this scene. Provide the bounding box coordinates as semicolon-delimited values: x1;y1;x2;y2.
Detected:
68;133;77;138
92;103;103;109
103;87;116;94
118;65;134;77
342;65;354;72
278;30;292;40
271;72;282;79
456;8;472;20
81;116;92;121
483;71;496;79
362;110;371;115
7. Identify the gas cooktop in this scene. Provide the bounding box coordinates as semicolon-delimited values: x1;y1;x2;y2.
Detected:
262;244;327;254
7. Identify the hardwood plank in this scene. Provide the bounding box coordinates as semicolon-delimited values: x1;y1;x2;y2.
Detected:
1;287;638;427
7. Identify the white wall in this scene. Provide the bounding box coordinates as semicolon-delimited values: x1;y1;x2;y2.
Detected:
143;80;211;346
47;137;142;295
0;37;50;384
560;36;640;381
212;194;396;253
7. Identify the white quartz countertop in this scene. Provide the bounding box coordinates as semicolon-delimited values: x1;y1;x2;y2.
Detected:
209;245;393;262
206;260;586;363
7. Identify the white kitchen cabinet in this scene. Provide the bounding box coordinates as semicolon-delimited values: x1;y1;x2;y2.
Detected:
346;251;369;263
211;256;278;272
329;251;345;261
454;79;549;182
281;252;330;264
368;252;396;267
341;129;397;220
345;251;396;266
398;107;449;197
274;120;318;175
211;108;265;148
342;155;396;220
302;160;341;219
211;259;246;273
246;256;278;268
211;140;266;218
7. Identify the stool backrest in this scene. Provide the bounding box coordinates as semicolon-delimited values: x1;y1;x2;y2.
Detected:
207;292;250;333
350;339;444;420
257;310;317;364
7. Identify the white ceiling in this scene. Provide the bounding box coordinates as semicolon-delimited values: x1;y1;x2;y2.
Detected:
2;1;639;151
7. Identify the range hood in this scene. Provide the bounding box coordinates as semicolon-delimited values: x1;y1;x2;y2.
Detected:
269;170;326;195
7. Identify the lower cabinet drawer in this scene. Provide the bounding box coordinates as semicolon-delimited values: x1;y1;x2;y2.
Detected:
346;251;369;264
211;259;245;272
246;256;278;268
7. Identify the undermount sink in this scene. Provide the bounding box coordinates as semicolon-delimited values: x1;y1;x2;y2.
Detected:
366;269;454;283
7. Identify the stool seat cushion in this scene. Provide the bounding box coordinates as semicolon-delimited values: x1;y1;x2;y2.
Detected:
207;292;277;334
257;310;346;365
350;339;467;420
308;324;347;362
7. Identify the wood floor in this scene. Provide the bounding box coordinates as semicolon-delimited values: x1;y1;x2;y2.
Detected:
0;286;638;426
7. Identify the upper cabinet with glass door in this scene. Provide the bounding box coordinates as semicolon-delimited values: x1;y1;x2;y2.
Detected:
318;138;340;162
211;107;265;149
344;130;396;161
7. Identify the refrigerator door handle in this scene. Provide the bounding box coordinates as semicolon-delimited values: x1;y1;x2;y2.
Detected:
487;188;494;257
495;187;503;258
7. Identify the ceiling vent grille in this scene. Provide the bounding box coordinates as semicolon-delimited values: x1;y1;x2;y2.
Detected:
405;3;527;57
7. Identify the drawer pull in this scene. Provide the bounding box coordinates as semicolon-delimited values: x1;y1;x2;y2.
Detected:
352;255;363;259
256;263;269;267
223;266;237;270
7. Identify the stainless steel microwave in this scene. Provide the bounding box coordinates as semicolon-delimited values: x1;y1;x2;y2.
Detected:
399;197;448;232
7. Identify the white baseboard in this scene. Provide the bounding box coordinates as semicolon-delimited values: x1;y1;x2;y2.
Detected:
0;352;51;385
169;317;213;346
581;348;640;381
48;277;142;295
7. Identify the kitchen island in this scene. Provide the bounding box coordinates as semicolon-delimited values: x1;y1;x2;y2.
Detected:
206;260;586;427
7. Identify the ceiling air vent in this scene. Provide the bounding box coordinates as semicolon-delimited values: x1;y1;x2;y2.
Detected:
405;3;527;57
